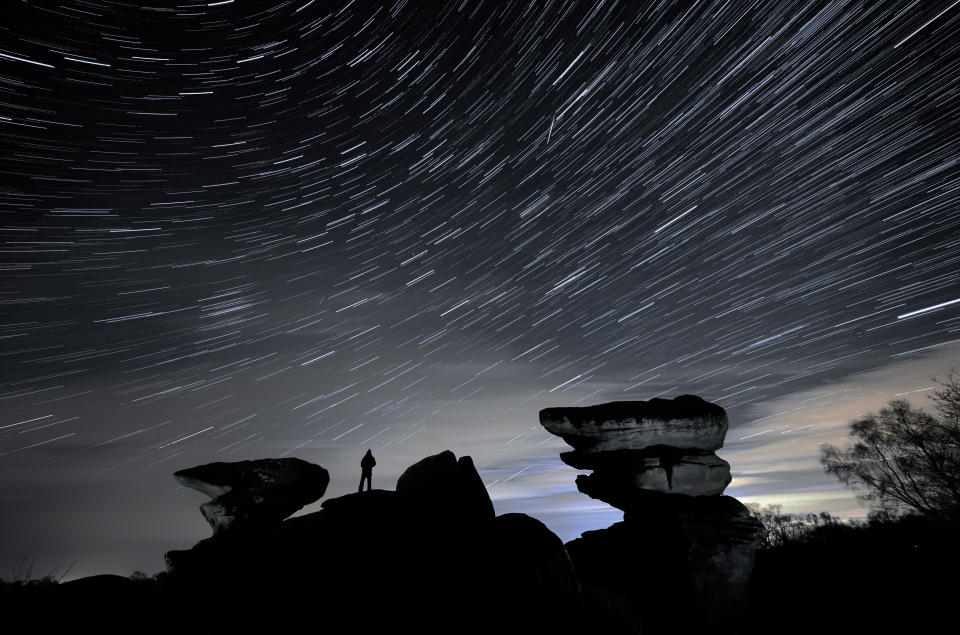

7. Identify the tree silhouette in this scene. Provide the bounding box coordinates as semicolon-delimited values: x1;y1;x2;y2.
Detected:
820;369;960;519
745;503;848;550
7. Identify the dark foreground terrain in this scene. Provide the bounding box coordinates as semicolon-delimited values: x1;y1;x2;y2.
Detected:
5;453;958;634
746;512;960;634
6;487;581;634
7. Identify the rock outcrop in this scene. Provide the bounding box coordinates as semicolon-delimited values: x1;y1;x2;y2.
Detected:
542;395;730;498
540;394;762;634
160;450;582;635
540;395;728;453
40;431;767;635
173;457;329;535
562;446;732;498
395;449;495;523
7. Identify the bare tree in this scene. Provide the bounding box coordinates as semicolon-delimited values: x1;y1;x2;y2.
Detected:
820;369;960;519
6;552;74;584
9;552;36;583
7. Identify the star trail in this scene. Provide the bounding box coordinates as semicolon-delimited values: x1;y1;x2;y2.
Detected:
2;0;959;578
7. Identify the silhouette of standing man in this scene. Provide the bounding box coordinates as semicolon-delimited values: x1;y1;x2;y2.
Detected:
359;449;376;492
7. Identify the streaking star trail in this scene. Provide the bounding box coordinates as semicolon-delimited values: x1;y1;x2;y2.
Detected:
1;0;959;578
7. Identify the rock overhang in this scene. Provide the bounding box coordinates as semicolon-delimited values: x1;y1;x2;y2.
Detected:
539;394;728;454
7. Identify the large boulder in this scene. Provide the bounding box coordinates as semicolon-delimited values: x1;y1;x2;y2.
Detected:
567;494;762;635
174;457;329;534
476;513;585;632
539;394;728;454
395;450;495;523
541;397;733;503
540;394;761;634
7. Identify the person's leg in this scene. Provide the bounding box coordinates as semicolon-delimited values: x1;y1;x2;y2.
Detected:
366;473;372;491
358;475;364;493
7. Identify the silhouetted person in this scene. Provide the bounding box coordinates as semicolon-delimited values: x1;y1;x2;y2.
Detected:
359;448;375;492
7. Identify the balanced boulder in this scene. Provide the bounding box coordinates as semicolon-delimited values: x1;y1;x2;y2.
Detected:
540;394;761;634
174;457;329;534
542;395;732;500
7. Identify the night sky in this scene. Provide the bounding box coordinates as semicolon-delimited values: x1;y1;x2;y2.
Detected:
2;0;959;580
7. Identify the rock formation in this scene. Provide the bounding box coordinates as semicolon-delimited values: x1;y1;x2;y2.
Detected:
540;394;762;634
395;449;495;523
160;450;582;635
43;431;767;635
173;457;329;535
540;395;728;453
540;395;731;500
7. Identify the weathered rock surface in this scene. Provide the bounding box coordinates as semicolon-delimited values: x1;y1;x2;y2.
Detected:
539;394;728;454
567;449;732;498
174;457;329;534
396;449;495;523
540;394;761;634
544;396;732;500
577;454;731;502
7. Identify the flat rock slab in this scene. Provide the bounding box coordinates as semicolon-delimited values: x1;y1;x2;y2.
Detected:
565;450;731;496
539;395;728;453
174;457;329;534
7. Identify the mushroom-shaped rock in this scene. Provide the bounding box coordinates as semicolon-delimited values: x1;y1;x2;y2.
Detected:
174;457;329;534
396;450;495;523
539;394;728;454
540;394;759;633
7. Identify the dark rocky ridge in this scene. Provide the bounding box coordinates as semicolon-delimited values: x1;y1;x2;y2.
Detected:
163;450;583;635
11;396;762;634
